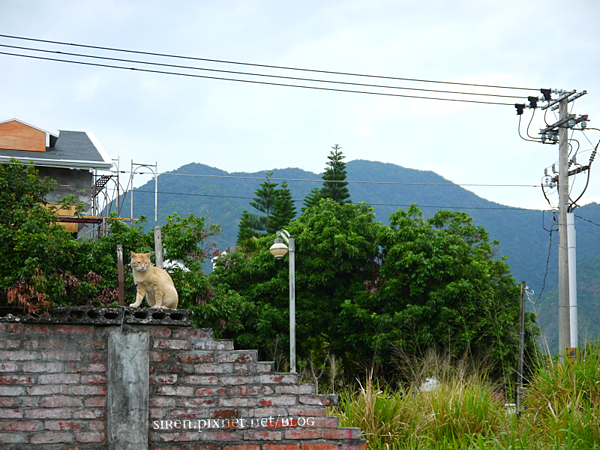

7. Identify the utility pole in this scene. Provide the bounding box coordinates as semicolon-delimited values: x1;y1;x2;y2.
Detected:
517;281;526;415
518;88;590;362
557;97;571;361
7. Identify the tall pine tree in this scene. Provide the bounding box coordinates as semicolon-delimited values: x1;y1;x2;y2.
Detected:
249;171;279;221
301;187;322;213
268;181;296;234
237;209;258;243
236;172;278;245
320;144;351;204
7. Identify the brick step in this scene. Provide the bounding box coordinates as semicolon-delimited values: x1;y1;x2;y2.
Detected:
0;322;366;450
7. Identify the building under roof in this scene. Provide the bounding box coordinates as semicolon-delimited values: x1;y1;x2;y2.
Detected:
0;118;114;237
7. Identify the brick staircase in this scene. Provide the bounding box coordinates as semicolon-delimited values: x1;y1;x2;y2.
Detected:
148;326;366;450
0;319;366;450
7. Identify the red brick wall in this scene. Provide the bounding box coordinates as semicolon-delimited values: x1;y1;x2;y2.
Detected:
0;323;107;448
0;322;365;450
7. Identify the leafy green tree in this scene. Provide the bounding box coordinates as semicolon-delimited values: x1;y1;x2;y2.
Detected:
320;144;351;204
0;160;82;310
161;212;221;308
268;181;296;234
339;205;539;380
211;200;381;373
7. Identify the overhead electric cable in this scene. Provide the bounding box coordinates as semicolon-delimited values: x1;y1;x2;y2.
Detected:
536;226;554;304
0;33;539;91
0;51;515;106
132;188;538;210
0;160;538;187
0;43;526;100
575;215;600;227
114;169;539;187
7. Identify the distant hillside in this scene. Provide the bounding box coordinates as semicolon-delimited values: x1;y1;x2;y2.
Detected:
130;160;600;351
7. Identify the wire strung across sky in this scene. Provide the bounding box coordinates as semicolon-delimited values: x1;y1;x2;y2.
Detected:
0;43;527;101
0;33;540;106
131;188;540;211
113;169;540;188
0;34;539;90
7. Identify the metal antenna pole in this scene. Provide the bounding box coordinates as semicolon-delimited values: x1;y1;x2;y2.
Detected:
154;161;158;222
130;159;134;221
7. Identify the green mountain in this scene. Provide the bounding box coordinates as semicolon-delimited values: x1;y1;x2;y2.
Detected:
130;160;600;351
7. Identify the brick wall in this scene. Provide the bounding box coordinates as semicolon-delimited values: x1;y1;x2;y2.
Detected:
0;320;365;450
0;323;108;448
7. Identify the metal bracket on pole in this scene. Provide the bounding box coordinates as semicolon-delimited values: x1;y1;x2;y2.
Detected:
551;90;587;111
541;90;577;110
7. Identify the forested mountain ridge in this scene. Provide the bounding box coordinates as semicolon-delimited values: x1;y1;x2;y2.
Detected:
131;160;600;350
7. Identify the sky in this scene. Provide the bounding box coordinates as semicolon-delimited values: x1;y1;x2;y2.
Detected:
1;0;599;210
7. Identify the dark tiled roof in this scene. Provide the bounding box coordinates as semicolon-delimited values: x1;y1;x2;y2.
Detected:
0;130;111;169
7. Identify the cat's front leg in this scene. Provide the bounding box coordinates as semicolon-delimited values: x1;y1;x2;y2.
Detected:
154;288;164;309
130;285;146;308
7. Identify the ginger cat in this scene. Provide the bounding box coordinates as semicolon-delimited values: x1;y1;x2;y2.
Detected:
129;251;179;309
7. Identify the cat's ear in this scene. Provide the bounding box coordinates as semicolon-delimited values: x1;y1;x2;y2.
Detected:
145;252;152;258
130;251;136;257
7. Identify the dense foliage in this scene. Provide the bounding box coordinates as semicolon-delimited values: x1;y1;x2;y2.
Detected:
212;200;538;383
0;161;82;311
0;161;220;311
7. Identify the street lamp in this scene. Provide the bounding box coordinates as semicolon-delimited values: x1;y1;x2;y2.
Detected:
269;230;296;373
130;161;158;222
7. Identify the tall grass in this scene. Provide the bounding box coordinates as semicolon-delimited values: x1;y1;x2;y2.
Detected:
332;345;600;449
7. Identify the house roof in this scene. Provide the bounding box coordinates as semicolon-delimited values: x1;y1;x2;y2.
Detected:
0;121;113;171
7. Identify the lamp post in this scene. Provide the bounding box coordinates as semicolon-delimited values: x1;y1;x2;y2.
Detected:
269;230;296;373
130;161;158;222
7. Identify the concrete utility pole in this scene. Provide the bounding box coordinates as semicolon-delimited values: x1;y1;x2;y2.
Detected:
520;88;589;362
557;97;571;360
567;212;578;349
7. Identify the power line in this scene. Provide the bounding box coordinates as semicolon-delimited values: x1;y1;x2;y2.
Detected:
0;43;527;100
0;33;539;91
0;50;516;106
536;226;554;304
132;188;539;211
114;170;539;187
575;215;600;227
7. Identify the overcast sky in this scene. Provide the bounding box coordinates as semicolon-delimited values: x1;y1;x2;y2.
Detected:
1;0;599;210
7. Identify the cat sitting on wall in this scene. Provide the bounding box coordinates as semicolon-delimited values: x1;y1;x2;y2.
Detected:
129;251;179;309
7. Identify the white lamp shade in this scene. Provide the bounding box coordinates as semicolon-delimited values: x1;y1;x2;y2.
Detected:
269;242;288;258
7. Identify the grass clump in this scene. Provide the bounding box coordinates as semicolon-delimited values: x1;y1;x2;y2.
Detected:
519;344;600;448
332;344;600;449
